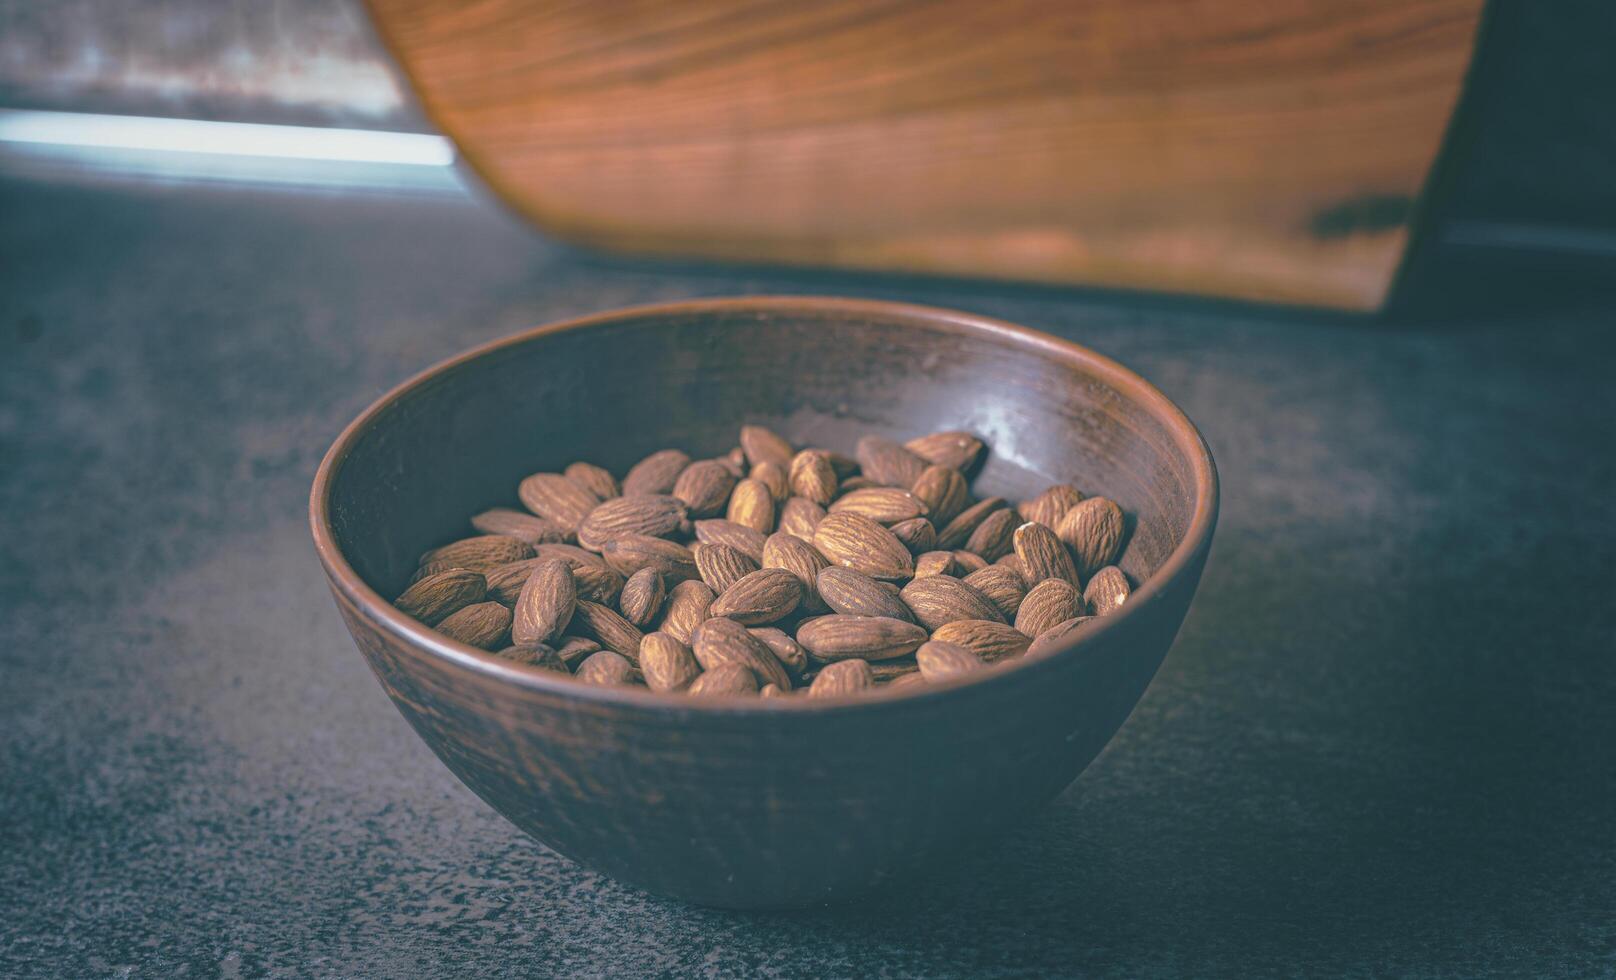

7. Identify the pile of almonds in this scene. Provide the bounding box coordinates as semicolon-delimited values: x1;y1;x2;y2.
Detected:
393;426;1132;699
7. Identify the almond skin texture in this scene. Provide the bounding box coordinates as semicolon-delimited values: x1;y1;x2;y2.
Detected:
855;435;928;489
512;559;577;646
569;600;644;662
1014;579;1086;638
672;459;738;517
778;497;827;541
469;508;570;546
899;575;1005;630
747;627;808;679
622;448;691;496
1084;565;1131;616
911;465;969;528
829;487;929;524
575;650;641;686
1018;484;1084;528
617;567;665;628
692;519;766;562
904;430;985;473
884;670;929;691
518;473;600;532
693;542;760;594
916;640;984;682
964;508;1019;562
963;565;1027;619
709;568;803;625
1026;616;1098;657
814;512;914;581
761;532;831;613
739;424;794;469
395;569;487;625
577;494;687;552
688;663;759;697
994;552;1029;585
420;534;535;572
952;551;989;574
554;636;602;668
888;517;937;554
797;615;929;662
660;579;716;646
936;496;1007;550
1013;520;1082;589
600;534;697;582
691;617;792;690
913;551;958;578
495;644;569;674
929;619;1031;663
749;462;790;504
1057;496;1127;576
436;601;512;650
638;631;702;692
727;478;776;534
788;450;838;506
818;567;915;622
564;461;620;500
807;659;875;698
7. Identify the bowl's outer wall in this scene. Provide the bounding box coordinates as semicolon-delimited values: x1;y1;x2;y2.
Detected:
322;304;1213;907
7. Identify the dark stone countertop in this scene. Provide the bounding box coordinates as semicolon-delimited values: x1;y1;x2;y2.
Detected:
2;172;1612;978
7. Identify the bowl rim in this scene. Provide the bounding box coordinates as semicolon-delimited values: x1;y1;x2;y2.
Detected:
309;295;1218;714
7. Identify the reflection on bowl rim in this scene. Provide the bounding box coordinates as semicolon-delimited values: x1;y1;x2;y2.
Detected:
309;295;1218;713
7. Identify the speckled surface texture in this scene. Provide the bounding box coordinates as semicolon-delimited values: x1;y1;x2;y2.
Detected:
2;173;1613;977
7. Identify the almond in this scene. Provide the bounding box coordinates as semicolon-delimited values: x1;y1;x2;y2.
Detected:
913;551;957;578
496;644;569;674
749;461;790;504
778;497;826;541
899;575;1004;630
617;567;665;627
797;615;928;662
672;459;737;517
788;450;838;506
929;619;1030;663
817;567;914;622
709;568;802;624
952;551;989;574
395;568;486;625
1026;616;1097;657
525;546;626;603
436;601;512;650
855;435;927;489
962;565;1026;619
688;663;758;697
884;671;928;691
691;617;791;690
1083;565;1131;616
829;487;929;525
518;473;600;532
564;461;621;500
691;518;766;561
726;478;775;533
575;650;642;686
577;494;687;552
807;659;874;698
911;465;968;527
1014;579;1085;638
964;508;1018;561
512;559;577;646
936;496;1007;550
761;532;830;613
419;534;535;572
723;446;748;476
915;640;983;681
1013;520;1081;588
888;517;937;553
660;579;716;645
693;541;759;594
469;508;570;546
813;512;914;581
1057;496;1126;576
638;631;702;692
622;448;691;496
746;627;808;679
599;534;697;582
904;430;985;473
554;636;602;667
739;424;794;468
569;600;644;662
869;658;920;682
759;682;786;698
809;448;861;480
1018;484;1084;528
994;552;1029;585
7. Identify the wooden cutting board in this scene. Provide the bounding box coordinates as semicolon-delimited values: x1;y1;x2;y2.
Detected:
367;0;1484;310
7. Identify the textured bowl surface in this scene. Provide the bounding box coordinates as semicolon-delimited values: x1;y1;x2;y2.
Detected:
309;296;1218;908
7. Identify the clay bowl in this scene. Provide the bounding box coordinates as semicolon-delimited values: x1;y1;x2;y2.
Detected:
309;296;1218;908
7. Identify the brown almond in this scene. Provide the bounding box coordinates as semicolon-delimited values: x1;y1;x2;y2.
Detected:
936;496;1007;550
739;424;794;468
1013;520;1081;588
723;446;748;476
899;575;1005;630
778;497;826;541
420;534;535;572
660;579;716;645
436;601;512;650
1026;616;1098;657
512;559;577;646
575;650;642;686
1018;484;1084;528
672;459;738;518
818;566;914;622
797;615;928;663
884;670;929;691
622;448;691;496
749;462;790;504
929;619;1031;663
1057;496;1126;576
855;435;927;489
599;534;697;582
469;508;570;546
395;568;487;625
759;682;786;698
1083;565;1131;616
518;473;600;532
962;565;1026;619
554;636;602;668
809;449;861;480
727;478;775;533
994;552;1029;585
1014;579;1085;638
691;617;791;690
869;657;919;681
807;659;875;698
952;551;989;574
693;541;759;594
964;509;1018;562
577;494;687;552
564;461;620;500
526;545;626;602
691;518;765;562
888;517;937;554
829;487;929;524
710;568;803;625
569;600;645;662
761;532;831;613
911;465;968;528
495;644;568;674
638;631;702;692
916;640;984;682
839;476;881;492
688;663;758;697
913;551;957;578
813;512;914;581
617;567;665;628
788;450;838;506
904;430;985;473
746;627;808;679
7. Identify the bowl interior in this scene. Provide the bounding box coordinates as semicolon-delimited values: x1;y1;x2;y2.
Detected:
326;300;1202;627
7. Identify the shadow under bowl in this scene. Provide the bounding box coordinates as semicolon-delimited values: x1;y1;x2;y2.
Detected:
309;296;1218;908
